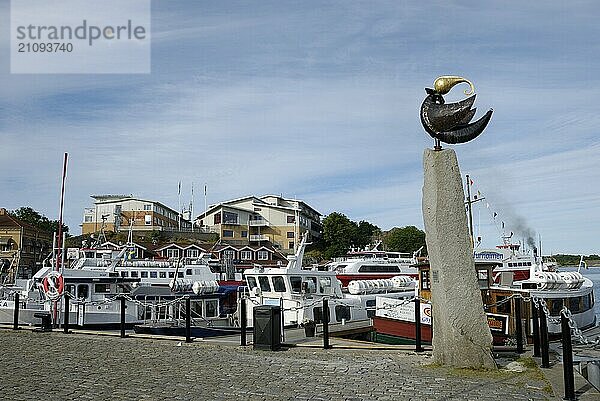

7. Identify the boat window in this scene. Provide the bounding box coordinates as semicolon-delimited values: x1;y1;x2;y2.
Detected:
159;272;166;279
568;297;582;313
258;276;271;292
94;284;111;294
358;265;401;273
246;276;257;290
150;271;158;279
366;299;376;318
583;294;591;311
177;272;184;278
313;306;323;324
290;276;302;293
496;296;511;314
141;271;148;278
335;305;351;322
303;277;317;293
120;271;129;278
526;262;532;266
205;300;218;318
319;277;332;293
548;299;563;316
65;284;75;296
131;271;138;278
191;300;202;317
508;263;513;267
186;269;193;276
168;272;175;278
77;284;89;300
272;276;286;292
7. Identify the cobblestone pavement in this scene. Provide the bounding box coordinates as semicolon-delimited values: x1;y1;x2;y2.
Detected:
0;330;558;401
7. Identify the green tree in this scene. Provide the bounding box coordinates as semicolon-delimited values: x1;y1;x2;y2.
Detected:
10;207;69;235
356;220;381;248
322;212;359;259
384;225;426;254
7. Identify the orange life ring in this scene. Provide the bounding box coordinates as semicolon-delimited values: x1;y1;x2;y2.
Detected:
43;271;64;300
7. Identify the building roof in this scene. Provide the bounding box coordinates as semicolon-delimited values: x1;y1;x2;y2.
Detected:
194;194;321;220
0;208;51;234
89;195;188;222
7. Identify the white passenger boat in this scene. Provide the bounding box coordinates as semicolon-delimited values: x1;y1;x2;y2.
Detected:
322;242;419;288
240;235;416;328
474;238;596;334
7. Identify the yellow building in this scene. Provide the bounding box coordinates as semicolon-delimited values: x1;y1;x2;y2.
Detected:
195;195;322;253
0;208;53;280
81;195;192;235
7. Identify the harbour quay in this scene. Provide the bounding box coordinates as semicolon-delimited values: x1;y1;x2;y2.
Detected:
1;330;556;401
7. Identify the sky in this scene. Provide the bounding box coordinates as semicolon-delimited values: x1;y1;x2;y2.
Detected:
1;1;599;254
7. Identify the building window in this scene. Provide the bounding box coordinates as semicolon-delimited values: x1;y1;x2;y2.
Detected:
288;241;294;249
145;215;152;225
214;213;221;224
287;215;295;223
287;231;294;238
223;211;238;224
257;250;268;260
240;250;252;260
223;230;234;238
187;249;199;258
144;204;152;211
223;249;235;260
166;249;180;258
241;230;248;238
84;216;92;222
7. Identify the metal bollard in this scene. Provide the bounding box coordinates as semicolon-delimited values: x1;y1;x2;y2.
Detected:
63;293;70;334
515;295;524;354
323;298;330;349
240;297;247;346
185;297;192;343
532;301;541;357
414;298;423;352
561;311;576;401
13;292;20;330
539;302;550;368
120;296;126;338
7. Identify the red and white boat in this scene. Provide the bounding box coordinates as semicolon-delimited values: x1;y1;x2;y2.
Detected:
323;242;420;287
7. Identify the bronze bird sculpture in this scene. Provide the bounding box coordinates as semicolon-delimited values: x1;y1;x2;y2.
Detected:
420;76;493;149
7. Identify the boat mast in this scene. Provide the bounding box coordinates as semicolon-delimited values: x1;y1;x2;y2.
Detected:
465;174;484;244
56;152;68;271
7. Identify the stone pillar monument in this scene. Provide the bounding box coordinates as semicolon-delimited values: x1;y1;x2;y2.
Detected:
419;76;495;369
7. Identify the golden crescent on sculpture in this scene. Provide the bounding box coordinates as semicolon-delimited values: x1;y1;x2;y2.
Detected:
433;76;475;96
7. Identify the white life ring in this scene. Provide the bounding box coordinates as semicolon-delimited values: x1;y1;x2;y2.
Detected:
43;271;65;301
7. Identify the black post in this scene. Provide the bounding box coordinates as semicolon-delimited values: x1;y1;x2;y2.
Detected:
323;298;330;349
185;297;192;343
13;292;20;330
120;296;126;338
63;293;70;334
414;298;423;352
532;301;541;357
539;302;550;368
240;297;247;346
515;296;524;354
561;312;576;401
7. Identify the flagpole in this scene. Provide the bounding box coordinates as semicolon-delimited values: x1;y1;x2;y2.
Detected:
191;183;194;232
178;181;181;231
204;183;207;228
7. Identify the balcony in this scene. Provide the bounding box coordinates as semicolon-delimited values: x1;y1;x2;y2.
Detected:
249;234;269;242
248;218;269;227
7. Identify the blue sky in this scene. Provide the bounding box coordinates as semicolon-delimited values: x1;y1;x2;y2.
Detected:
1;1;599;254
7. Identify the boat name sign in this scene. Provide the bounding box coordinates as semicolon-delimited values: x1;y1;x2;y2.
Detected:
474;251;503;261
